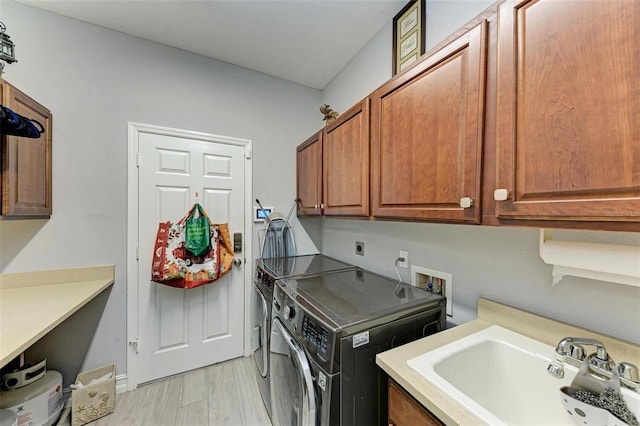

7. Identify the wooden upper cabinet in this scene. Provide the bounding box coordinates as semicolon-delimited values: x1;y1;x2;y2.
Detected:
297;130;323;216
297;98;370;217
1;80;52;218
323;98;369;216
495;0;640;225
371;21;487;223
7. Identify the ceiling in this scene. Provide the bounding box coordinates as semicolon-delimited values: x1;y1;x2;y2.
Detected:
16;0;406;89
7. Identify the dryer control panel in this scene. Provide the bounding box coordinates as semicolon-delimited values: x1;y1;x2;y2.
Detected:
302;315;329;355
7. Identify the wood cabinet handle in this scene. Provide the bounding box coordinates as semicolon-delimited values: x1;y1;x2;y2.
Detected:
459;197;473;208
494;188;509;201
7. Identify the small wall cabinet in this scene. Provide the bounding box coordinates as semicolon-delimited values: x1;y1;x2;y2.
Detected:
1;79;52;218
371;22;487;223
494;0;639;225
296;130;323;216
297;98;370;217
388;379;443;426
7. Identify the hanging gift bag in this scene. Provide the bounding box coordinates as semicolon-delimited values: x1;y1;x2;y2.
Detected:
151;204;234;289
184;203;211;257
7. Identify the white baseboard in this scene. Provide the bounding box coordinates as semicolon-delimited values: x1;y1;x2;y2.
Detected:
115;374;128;394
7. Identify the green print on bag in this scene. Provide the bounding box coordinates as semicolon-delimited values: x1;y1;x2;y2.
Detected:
184;204;211;257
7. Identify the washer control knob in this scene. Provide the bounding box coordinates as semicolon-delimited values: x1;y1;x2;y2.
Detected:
283;305;296;321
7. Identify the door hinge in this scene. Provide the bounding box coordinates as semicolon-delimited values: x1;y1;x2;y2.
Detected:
136;246;139;261
129;338;139;354
245;147;251;159
136;153;141;167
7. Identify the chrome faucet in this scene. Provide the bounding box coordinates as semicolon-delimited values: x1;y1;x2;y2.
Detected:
547;337;640;392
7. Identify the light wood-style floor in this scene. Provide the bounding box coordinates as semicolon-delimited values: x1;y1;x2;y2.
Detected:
90;356;271;426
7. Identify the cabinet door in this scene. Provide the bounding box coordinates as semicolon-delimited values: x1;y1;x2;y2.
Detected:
495;0;639;224
296;131;323;216
388;379;442;426
1;81;52;217
371;22;487;223
323;98;369;216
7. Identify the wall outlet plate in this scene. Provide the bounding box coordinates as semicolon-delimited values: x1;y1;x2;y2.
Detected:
398;251;409;268
355;241;365;256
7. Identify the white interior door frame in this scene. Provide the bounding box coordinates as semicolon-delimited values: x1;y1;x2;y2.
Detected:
126;122;253;391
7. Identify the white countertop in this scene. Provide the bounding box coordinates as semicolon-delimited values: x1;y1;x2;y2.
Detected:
376;298;640;425
0;265;114;368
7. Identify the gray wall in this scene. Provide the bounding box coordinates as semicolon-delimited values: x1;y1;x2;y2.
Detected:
0;0;321;384
319;0;640;343
1;0;638;389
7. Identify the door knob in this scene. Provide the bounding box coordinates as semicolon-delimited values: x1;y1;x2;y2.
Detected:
233;258;242;266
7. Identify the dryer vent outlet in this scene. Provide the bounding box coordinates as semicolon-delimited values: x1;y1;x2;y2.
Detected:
355;241;365;256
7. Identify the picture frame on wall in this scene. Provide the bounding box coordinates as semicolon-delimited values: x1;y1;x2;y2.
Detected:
392;0;426;75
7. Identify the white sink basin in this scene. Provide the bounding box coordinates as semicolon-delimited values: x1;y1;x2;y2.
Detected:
407;325;640;426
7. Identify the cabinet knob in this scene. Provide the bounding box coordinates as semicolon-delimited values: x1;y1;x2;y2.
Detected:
494;189;509;201
320;203;325;209
459;197;473;208
314;204;319;209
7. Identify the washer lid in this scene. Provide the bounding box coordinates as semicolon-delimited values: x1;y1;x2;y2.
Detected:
281;269;444;330
258;254;354;280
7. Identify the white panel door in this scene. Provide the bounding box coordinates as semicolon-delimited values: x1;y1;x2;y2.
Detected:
137;131;245;384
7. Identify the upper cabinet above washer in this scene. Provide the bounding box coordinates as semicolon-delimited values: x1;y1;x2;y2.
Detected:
322;99;369;217
297;130;323;216
295;0;639;231
297;99;370;218
370;22;487;223
493;0;639;226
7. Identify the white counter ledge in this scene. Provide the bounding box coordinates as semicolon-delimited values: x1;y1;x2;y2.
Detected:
376;298;640;426
0;265;115;368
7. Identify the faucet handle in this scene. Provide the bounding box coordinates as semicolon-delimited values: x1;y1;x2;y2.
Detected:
568;344;586;362
547;361;565;379
619;362;640;387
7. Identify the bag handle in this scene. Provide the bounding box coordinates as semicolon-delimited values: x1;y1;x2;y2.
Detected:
30;119;45;133
194;203;209;219
177;202;210;225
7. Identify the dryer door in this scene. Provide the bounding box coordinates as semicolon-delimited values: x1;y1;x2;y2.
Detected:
251;283;269;377
270;317;317;426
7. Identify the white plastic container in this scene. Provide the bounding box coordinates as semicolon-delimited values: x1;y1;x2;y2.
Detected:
0;370;63;426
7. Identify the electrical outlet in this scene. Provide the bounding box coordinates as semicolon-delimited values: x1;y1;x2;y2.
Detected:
398;251;408;268
355;241;365;256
